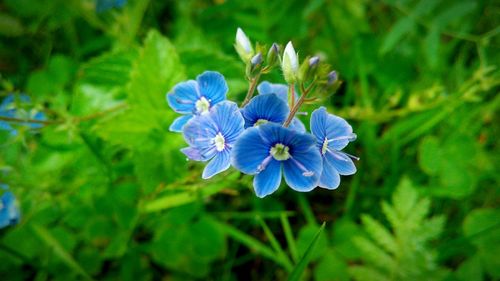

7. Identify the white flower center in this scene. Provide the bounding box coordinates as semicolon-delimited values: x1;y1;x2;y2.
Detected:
254;119;268;126
214;132;225;152
270;143;290;161
195;96;210;114
321;138;329;155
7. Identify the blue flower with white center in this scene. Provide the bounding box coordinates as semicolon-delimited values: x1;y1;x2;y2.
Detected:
0;185;20;229
181;101;244;179
257;81;306;133
310;107;358;190
0;94;46;135
241;94;289;128
167;71;228;132
231;123;322;198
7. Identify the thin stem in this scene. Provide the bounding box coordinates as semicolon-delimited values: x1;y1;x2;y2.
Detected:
283;82;314;127
0;103;128;127
290;83;296;108
241;72;262;107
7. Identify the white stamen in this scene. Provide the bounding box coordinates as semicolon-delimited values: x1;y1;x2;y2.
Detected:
195;96;210;114
270;143;291;161
214;132;225;152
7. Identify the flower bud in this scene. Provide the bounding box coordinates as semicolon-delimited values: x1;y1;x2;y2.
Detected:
309;56;320;68
235;27;254;63
266;43;279;66
327;71;338;85
251;52;262;66
282;41;299;83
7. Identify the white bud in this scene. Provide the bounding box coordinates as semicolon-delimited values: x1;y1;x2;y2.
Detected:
235;28;254;62
282;41;299;83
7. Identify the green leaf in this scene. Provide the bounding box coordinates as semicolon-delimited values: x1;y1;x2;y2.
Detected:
418;136;441;175
288;222;326;281
95;29;185;149
314;249;349;281
349;266;387;281
463;209;500;278
380;18;414;55
424;27;440;69
361;215;397;255
32;224;93;281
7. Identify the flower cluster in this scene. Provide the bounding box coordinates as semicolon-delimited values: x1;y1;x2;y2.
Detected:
0;94;46;136
166;28;357;198
0;184;20;229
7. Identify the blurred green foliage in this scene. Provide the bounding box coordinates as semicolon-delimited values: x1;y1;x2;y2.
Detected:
0;0;499;280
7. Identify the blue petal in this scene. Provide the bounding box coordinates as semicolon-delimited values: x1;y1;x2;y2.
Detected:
241;94;289;128
231;127;271;174
319;156;340;189
202;149;231;179
311;107;353;150
0;191;20;229
169;115;193;132
209;101;244;144
0;121;13;131
253;159;282;198
289;117;306;133
29;111;45;129
180;146;216;161
325;150;357;175
283;139;322;192
258;122;296;146
182;114;218;148
167;80;199;114
257;81;289;102
197;71;227;106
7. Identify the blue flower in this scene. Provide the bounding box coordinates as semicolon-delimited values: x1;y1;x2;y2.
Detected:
257;81;306;133
241;94;289;128
257;81;290;102
182;101;244;179
232;123;322;198
0;94;46;135
310;107;357;189
167;71;228;132
96;0;127;13
0;185;20;229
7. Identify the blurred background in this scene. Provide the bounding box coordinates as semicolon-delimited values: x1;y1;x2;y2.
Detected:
0;0;499;280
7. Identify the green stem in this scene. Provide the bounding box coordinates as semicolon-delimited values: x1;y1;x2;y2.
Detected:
283;83;314;127
0;103;128;127
241;72;262;107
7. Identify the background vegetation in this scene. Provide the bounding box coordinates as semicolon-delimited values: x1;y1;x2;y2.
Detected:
0;0;498;280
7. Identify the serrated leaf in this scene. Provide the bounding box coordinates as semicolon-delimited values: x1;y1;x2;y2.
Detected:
349;265;387;281
352;236;396;273
32;224;93;281
361;215;397;255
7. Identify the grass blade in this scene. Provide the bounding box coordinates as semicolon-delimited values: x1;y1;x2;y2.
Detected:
288;222;326;281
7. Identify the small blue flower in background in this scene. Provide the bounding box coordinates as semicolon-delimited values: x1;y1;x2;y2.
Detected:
182;101;244;179
232;123;322;198
0;184;20;229
257;81;305;133
96;0;127;13
257;82;290;102
0;94;46;136
167;71;228;132
310;107;357;189
241;94;289;128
